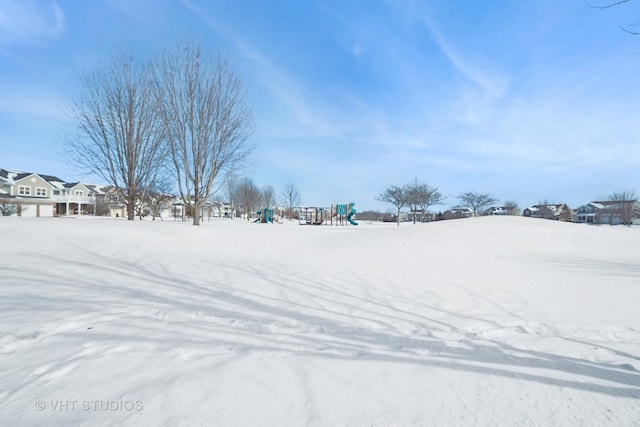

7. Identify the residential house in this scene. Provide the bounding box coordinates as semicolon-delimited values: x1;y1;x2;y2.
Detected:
93;186;126;218
574;201;640;225
443;207;473;220
483;206;509;216
0;168;96;217
54;182;96;215
573;202;603;224
523;204;573;221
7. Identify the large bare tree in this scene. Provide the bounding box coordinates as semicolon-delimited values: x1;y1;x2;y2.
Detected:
67;53;166;220
155;40;254;226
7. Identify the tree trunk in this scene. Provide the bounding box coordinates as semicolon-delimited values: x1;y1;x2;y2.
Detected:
127;202;135;221
193;202;201;226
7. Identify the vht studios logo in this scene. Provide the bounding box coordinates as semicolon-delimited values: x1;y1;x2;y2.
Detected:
35;399;143;412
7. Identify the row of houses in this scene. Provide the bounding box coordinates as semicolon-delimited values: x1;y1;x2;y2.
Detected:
388;201;639;225
0;169;100;217
491;202;640;225
0;168;235;219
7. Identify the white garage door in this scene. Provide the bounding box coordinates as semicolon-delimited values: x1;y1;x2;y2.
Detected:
20;204;36;217
39;205;54;217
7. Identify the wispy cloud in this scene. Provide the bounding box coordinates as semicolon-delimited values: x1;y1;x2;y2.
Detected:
421;12;510;100
0;0;64;46
180;0;345;140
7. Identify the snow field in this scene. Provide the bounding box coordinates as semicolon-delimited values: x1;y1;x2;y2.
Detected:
0;216;638;426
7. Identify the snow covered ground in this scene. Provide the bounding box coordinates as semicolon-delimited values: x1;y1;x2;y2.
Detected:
0;215;639;426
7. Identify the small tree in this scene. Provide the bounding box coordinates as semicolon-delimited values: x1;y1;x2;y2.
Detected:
280;182;301;219
458;191;498;217
377;185;407;226
404;180;420;224
0;200;17;216
607;189;637;226
503;200;520;216
234;178;262;221
403;179;446;223
262;185;276;209
146;176;175;221
415;183;446;223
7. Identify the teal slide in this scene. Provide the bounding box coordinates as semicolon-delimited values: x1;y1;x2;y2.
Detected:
347;207;358;226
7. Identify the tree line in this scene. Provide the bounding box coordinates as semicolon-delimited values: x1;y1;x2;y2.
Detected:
377;180;511;226
377;181;638;226
223;178;301;221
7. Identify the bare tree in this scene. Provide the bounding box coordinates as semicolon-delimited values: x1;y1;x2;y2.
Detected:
503;200;521;216
145;176;175;221
415;182;446;223
67;53;166;221
377;185;407;226
280;182;301;219
154;40;255;226
234;178;262;221
607;189;638;225
404;179;421;224
0;199;17;216
262;185;276;209
458;192;498;217
403;179;446;224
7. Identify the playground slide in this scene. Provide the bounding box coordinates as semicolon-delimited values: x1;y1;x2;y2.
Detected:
347;210;358;226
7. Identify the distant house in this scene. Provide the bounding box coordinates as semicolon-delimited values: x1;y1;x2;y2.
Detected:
483;206;509;216
93;186;126;218
523;204;572;221
573;202;603;224
574;201;640;225
55;182;97;216
443;207;473;220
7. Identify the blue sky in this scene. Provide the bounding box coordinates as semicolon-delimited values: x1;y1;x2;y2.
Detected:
1;0;639;211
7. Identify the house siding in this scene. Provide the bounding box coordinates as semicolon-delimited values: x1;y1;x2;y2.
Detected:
13;175;53;197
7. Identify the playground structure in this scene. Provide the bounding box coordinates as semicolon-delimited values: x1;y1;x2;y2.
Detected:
255;208;275;223
299;203;358;226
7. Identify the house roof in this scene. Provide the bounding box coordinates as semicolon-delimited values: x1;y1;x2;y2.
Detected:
0;168;66;186
0;168;107;194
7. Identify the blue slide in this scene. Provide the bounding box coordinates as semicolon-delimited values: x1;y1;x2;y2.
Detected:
347;207;358;226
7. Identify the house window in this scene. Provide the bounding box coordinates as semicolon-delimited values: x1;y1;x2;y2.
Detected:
36;187;48;197
18;186;31;196
75;190;84;196
53;190;60;195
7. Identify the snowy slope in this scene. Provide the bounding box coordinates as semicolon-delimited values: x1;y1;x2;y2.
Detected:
0;216;639;426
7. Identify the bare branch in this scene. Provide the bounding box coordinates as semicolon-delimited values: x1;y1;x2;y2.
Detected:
588;0;631;9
